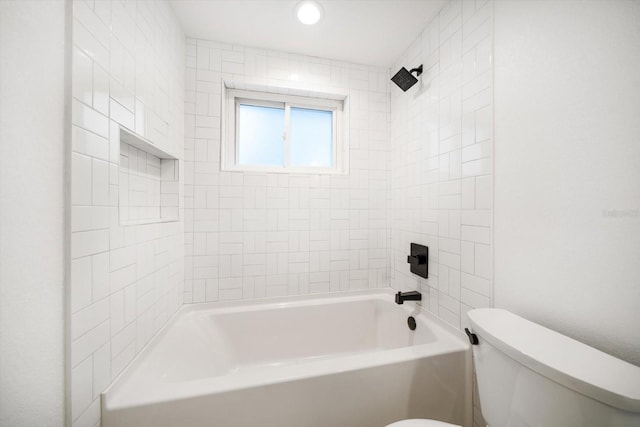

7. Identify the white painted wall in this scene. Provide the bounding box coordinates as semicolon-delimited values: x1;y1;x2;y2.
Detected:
0;0;67;425
494;0;640;366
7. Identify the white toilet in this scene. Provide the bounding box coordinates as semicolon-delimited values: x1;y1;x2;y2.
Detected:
387;308;640;427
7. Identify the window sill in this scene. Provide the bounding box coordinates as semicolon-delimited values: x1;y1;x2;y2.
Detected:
221;164;348;175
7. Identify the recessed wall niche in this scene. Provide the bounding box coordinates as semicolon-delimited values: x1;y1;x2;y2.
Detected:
119;127;179;225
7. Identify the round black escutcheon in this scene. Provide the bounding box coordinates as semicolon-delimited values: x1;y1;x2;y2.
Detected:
407;316;417;331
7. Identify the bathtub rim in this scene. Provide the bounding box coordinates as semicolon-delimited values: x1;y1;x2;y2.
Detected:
102;287;471;410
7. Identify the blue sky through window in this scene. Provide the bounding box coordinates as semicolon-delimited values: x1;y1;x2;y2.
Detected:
238;104;285;166
290;107;333;167
237;103;334;168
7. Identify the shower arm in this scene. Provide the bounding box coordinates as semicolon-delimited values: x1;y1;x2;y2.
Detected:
409;65;423;77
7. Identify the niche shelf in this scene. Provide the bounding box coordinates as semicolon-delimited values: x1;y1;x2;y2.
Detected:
118;127;179;225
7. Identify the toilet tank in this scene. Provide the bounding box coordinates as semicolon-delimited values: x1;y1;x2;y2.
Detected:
467;309;640;427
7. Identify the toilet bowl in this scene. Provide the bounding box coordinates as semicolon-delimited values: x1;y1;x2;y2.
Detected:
386;308;640;427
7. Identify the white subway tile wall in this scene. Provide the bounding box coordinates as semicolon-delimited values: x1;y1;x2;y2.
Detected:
118;143;179;224
70;1;185;426
119;143;162;222
390;1;492;424
184;39;391;303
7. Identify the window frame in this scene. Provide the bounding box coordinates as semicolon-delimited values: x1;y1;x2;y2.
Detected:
221;85;348;174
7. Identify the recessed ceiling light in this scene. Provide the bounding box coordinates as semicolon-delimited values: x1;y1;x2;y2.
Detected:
295;0;323;25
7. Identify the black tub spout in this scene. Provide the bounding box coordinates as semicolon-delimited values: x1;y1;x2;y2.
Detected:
395;291;422;305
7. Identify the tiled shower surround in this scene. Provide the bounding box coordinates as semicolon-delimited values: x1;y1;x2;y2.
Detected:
390;0;493;330
183;40;391;302
67;0;492;425
69;1;185;426
389;2;493;425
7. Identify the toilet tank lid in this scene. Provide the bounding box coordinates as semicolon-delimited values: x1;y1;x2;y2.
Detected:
467;308;640;413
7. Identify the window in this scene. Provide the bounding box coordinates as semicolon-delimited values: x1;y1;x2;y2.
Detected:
222;86;347;174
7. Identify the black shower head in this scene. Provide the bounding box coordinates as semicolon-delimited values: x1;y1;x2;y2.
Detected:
391;65;423;92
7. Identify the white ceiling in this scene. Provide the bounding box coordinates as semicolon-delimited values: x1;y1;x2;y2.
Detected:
169;0;446;68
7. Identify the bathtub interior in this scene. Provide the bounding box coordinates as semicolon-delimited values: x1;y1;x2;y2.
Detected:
124;294;442;382
183;298;437;372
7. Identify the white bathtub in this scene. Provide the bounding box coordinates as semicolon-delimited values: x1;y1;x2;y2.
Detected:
102;289;472;427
